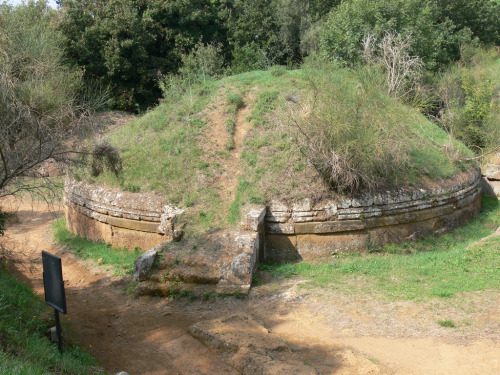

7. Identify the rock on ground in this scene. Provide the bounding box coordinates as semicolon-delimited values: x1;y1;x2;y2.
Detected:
133;246;160;281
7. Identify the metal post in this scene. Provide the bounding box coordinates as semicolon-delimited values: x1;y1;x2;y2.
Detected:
54;309;63;354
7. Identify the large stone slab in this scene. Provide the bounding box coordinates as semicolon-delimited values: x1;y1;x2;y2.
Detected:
134;246;160;281
189;315;316;375
135;229;261;296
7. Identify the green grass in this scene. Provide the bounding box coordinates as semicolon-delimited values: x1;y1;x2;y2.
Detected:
0;265;106;374
260;196;500;301
269;65;287;77
82;66;477;234
52;218;139;276
438;319;456;328
226;91;244;110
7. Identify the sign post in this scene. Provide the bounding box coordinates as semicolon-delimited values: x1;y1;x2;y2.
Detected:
42;251;67;354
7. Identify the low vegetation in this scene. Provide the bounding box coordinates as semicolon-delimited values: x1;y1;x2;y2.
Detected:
436;47;500;154
52;218;138;276
438;319;456;328
260;196;500;300
0;265;106;374
290;60;472;192
81;59;476;232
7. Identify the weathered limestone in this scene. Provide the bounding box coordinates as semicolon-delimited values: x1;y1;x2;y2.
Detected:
64;177;183;250
482;153;500;197
265;168;483;261
66;167;482;293
133;246;160;281
189;315;316;375
135;206;266;296
135;234;260;296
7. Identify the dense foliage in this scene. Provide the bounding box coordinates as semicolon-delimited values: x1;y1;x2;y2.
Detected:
59;0;228;110
0;2;87;196
320;0;499;71
436;47;500;153
58;0;342;110
56;0;499;110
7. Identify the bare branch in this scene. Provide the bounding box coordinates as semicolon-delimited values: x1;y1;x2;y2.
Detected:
362;32;423;100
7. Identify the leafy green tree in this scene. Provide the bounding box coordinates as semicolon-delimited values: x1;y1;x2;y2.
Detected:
225;0;339;68
60;0;227;111
224;0;282;66
320;0;477;71
436;0;500;45
276;0;311;64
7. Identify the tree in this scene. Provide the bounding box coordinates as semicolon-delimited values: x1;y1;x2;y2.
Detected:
0;2;109;201
59;0;227;111
320;0;476;71
277;0;340;63
224;0;282;67
435;0;500;45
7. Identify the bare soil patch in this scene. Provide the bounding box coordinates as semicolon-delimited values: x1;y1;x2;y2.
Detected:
93;111;137;140
1;197;499;375
203;92;253;210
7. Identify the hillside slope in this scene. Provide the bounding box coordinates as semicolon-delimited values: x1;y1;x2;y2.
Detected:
81;68;474;234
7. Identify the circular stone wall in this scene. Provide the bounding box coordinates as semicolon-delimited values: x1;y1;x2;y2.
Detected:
65;168;483;259
64;178;183;251
263;168;483;262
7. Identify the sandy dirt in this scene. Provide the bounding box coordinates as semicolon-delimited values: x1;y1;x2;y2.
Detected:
1;197;499;375
203;93;252;210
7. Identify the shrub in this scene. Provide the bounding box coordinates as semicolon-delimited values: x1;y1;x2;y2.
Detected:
227;91;245;109
288;61;470;193
320;0;473;71
89;142;123;178
460;75;495;150
436;47;500;154
179;42;225;83
269;65;288;77
438;319;456;328
289;64;409;192
231;42;269;74
159;42;224;101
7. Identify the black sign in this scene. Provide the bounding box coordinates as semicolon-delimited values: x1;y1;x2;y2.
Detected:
42;251;67;314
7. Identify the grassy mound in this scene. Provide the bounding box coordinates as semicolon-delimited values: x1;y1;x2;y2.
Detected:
80;66;474;234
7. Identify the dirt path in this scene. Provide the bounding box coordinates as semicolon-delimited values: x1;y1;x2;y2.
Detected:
2;198;236;375
2;197;499;375
204;93;252;211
